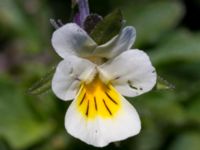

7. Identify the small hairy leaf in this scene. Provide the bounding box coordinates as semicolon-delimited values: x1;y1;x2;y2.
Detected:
90;9;123;45
156;76;175;90
28;66;56;95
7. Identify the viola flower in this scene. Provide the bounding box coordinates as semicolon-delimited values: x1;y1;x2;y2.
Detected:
51;23;157;147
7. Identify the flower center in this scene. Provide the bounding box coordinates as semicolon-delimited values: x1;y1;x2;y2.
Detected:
75;76;121;120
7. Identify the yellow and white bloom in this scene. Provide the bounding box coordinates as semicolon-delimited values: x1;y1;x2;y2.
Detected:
51;23;157;147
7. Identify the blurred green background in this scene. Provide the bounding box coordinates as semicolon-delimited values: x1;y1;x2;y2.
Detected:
1;0;200;149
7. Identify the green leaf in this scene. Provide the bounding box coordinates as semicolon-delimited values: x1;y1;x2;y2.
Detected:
150;29;200;66
28;66;56;95
0;77;55;149
169;132;200;150
0;0;28;31
122;1;184;46
131;120;163;150
156;76;175;90
0;140;8;150
90;9;123;45
0;0;51;53
133;91;186;126
186;95;200;124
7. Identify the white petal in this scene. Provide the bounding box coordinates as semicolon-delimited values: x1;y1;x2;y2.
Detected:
93;26;136;58
52;56;96;101
51;23;97;58
99;50;157;97
65;95;141;147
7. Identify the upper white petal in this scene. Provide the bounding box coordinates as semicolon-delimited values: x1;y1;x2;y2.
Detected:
99;50;157;97
52;55;96;101
65;95;141;147
51;23;97;58
93;26;136;58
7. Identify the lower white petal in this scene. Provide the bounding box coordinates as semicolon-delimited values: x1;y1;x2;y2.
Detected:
65;79;141;147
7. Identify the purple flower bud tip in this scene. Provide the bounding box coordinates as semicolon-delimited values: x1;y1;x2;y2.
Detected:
73;13;82;26
73;0;90;27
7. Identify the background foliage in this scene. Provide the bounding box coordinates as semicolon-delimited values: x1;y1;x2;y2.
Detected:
0;0;200;150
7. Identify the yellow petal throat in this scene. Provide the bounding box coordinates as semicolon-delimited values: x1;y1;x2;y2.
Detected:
76;76;121;120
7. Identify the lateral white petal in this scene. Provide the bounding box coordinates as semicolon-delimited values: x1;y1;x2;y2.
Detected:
51;23;97;58
52;56;96;101
93;26;136;58
99;50;157;97
65;95;141;147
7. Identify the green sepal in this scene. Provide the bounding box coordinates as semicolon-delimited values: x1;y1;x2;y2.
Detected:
156;75;175;90
90;9;123;45
28;66;56;95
